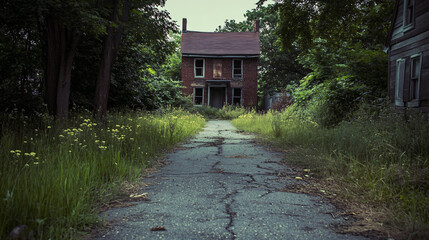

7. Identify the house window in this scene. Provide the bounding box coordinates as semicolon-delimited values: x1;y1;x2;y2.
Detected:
194;59;204;78
213;62;222;78
403;0;414;31
232;88;242;106
408;54;422;107
193;88;204;105
233;60;243;78
395;58;405;106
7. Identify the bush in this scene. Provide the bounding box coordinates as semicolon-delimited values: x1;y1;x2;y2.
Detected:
188;105;251;120
232;103;429;234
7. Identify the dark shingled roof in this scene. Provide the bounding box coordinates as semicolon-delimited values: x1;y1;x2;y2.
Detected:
181;31;260;56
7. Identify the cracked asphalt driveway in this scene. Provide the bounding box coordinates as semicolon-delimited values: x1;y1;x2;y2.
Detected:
94;120;367;240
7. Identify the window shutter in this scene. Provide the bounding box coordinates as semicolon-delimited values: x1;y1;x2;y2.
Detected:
395;59;405;106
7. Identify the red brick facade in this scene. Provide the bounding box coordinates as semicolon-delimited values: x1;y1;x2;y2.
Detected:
180;19;260;108
181;57;258;107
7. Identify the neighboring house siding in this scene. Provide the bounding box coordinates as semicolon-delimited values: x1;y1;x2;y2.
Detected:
181;57;258;107
388;0;429;111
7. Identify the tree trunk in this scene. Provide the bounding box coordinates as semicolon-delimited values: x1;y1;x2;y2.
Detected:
44;15;80;119
94;0;130;121
56;28;80;119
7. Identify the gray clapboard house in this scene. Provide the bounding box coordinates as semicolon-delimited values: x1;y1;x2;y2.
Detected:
387;0;429;112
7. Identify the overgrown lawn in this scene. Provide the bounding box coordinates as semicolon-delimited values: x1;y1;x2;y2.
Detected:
0;108;205;239
232;107;429;237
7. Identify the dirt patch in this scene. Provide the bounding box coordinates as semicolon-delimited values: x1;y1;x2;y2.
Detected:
280;168;405;240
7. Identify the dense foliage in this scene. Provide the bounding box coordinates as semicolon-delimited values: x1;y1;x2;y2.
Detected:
250;0;395;126
216;5;307;109
0;0;184;119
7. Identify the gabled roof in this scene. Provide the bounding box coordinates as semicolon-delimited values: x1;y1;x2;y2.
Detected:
181;31;260;56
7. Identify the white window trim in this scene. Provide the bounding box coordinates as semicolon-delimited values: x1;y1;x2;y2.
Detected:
395;58;405;107
232;59;243;79
193;87;204;106
194;58;205;78
407;53;422;107
232;88;242;106
402;0;415;32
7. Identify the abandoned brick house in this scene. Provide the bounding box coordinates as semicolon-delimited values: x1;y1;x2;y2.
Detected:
180;18;260;108
387;0;429;112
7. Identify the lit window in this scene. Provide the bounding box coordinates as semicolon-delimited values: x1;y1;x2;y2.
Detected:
213;63;222;78
233;88;242;106
194;59;204;77
194;88;204;105
233;60;243;78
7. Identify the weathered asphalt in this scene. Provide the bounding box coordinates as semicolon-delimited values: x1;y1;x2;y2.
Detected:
94;120;366;240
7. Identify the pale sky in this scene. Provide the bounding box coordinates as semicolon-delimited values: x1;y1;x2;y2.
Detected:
161;0;275;32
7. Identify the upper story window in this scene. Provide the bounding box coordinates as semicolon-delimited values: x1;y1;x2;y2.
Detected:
233;59;243;79
213;62;222;78
194;59;205;78
403;0;415;31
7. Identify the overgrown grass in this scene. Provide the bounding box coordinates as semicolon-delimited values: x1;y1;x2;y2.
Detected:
232;105;429;235
0;108;205;239
189;105;252;120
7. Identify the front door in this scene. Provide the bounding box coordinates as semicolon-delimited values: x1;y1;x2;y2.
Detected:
210;87;226;108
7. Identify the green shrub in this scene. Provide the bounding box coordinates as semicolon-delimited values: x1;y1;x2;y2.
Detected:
232;103;429;233
188;105;251;120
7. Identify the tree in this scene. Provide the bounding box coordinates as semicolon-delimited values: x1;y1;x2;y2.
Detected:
217;5;307;106
0;0;43;114
93;0;130;120
38;0;103;119
93;0;176;120
255;0;395;126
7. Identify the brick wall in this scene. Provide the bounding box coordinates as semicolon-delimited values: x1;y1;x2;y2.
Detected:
181;56;258;107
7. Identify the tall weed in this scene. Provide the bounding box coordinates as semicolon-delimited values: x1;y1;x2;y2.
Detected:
0;108;205;239
232;104;429;233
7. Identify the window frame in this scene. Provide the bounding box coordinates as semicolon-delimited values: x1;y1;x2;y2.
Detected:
213;62;222;78
407;53;422;107
193;87;204;106
402;0;415;32
194;58;205;78
232;59;243;79
395;58;405;107
232;88;242;106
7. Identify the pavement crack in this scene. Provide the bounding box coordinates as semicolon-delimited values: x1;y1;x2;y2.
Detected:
245;174;256;183
212;161;221;169
256;164;273;171
260;190;273;198
225;199;237;240
217;180;238;240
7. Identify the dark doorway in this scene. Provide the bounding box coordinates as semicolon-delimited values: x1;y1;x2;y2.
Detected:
210;87;226;108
